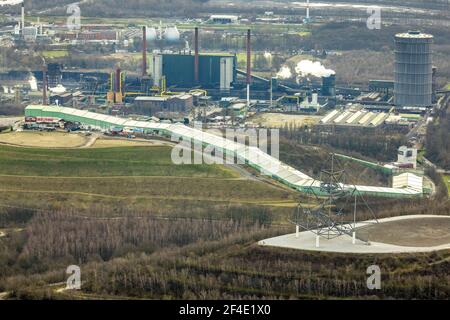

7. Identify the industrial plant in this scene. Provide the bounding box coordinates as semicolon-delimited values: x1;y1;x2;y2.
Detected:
0;0;449;303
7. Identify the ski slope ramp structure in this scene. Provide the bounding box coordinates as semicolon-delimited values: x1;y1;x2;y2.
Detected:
25;105;423;198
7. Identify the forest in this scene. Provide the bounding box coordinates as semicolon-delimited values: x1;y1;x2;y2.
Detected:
280;126;406;163
1;204;449;300
426;101;450;170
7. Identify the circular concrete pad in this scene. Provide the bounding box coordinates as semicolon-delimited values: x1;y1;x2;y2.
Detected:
258;215;450;254
356;217;450;247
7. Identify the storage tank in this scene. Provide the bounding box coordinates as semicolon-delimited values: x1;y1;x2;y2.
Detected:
394;31;433;107
322;74;336;96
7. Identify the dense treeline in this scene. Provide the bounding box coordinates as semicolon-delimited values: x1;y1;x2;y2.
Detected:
280;126;406;163
0;208;268;282
278;136;390;186
22;212;261;263
78;0;210;18
0;103;25;116
1;195;449;299
426;103;450;170
3;221;449;300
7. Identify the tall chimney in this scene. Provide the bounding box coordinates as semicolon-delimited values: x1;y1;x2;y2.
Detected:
246;29;251;85
246;29;251;108
42;65;48;105
194;27;199;84
116;66;121;94
21;2;25;33
142;26;147;77
306;0;310;20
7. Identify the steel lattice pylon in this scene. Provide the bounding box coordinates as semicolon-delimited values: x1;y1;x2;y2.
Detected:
290;153;378;240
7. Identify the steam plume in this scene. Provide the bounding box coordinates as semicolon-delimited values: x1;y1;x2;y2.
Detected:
295;60;335;78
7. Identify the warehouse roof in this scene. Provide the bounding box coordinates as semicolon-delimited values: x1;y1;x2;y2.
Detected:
135;96;171;102
24;105;424;198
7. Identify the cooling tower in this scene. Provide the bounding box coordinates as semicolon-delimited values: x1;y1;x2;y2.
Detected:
394;31;433;107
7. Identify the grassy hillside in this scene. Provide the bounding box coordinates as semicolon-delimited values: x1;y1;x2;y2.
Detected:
0;145;297;219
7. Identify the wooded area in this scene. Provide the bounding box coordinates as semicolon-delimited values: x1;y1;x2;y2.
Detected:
426;103;450;170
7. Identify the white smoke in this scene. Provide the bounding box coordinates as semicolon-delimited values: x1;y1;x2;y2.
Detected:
295;60;335;78
276;66;293;79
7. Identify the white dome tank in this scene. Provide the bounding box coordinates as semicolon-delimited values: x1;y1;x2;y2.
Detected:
146;26;157;41
164;26;180;42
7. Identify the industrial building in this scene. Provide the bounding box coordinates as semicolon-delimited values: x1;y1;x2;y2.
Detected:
369;80;394;95
57;31;119;43
133;94;194;115
392;173;423;193
394;31;433;107
208;15;239;24
149;52;237;90
319;105;390;129
321;74;336;96
24;105;425;198
397;145;418;169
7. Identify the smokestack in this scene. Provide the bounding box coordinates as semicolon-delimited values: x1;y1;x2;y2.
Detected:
306;0;310;20
42;65;48;106
194;27;199;84
246;29;251;108
21;2;25;33
142;26;147;77
246;29;251;85
115;66;121;94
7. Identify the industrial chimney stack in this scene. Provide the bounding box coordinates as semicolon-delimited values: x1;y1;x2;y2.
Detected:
194;27;199;84
306;0;310;20
42;64;48;106
115;66;122;95
21;2;25;34
246;29;251;107
142;26;147;77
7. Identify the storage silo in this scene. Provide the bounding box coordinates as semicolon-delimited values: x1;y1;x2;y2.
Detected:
322;74;336;96
394;31;433;107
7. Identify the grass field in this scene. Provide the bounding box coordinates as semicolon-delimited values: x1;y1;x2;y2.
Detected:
42;50;69;59
0;144;297;220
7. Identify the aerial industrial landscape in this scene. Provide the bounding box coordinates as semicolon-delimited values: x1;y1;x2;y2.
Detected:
0;0;449;305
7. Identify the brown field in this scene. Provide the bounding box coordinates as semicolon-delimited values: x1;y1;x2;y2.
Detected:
92;138;169;148
0;132;172;149
357;217;450;247
251;113;321;128
0;117;22;127
0;131;87;148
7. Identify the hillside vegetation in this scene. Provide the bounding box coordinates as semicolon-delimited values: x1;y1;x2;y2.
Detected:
0;141;449;299
0;144;297;220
